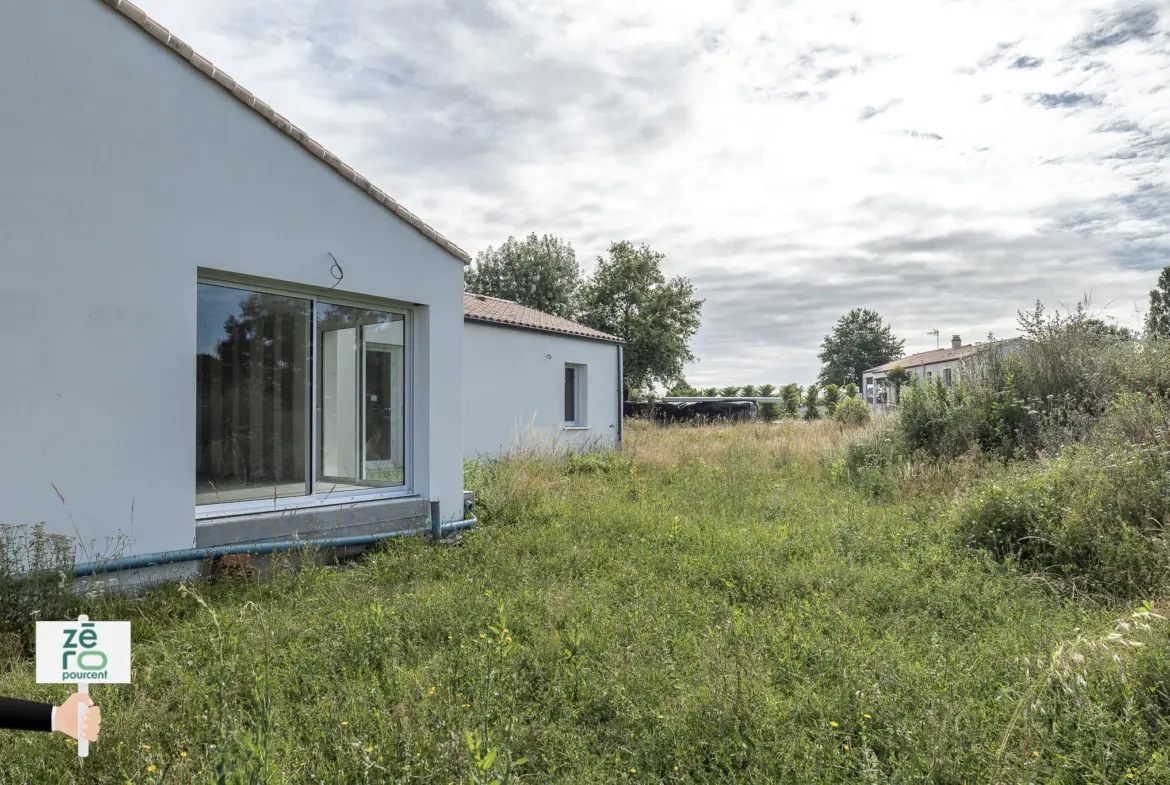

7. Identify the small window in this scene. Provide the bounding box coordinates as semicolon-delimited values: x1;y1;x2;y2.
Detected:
565;364;585;425
926;371;932;381
944;368;953;387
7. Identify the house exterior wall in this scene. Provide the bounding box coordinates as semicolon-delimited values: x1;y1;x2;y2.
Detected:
0;0;465;558
463;322;621;459
865;360;965;404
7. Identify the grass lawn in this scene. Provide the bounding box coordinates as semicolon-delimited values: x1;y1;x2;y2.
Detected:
1;421;1164;783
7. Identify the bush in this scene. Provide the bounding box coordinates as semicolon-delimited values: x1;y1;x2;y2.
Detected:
833;396;871;427
953;392;1170;597
0;523;79;655
837;418;905;497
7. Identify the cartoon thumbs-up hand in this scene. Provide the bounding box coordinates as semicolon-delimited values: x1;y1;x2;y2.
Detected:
54;693;101;743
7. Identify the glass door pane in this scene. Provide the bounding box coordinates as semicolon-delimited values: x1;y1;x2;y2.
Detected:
315;303;406;492
195;283;311;504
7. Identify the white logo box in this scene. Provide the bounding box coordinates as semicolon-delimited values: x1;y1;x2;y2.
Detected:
35;620;132;684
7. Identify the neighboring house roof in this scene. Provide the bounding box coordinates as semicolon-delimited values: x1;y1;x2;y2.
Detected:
864;337;1023;375
463;293;623;344
95;0;470;265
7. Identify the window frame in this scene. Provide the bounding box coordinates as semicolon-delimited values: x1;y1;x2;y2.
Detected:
564;363;586;427
195;273;415;520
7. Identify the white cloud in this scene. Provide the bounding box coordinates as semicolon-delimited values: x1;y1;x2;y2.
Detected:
139;0;1170;385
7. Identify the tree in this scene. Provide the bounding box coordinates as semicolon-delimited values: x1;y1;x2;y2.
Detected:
822;383;841;413
578;241;704;392
740;384;759;397
1147;266;1170;339
757;384;778;421
885;366;909;404
844;382;859;399
464;233;582;318
720;386;741;397
817;309;905;388
780;384;800;417
803;384;821;420
701;387;719;397
666;380;696;396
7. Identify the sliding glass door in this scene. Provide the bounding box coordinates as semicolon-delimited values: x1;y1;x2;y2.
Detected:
196;281;409;508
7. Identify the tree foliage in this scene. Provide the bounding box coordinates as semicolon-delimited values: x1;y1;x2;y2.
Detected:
822;384;841;413
464;233;582;318
780;384;801;418
818;309;905;388
1147;266;1170;339
844;382;860;399
578;242;704;392
803;384;822;421
720;386;742;397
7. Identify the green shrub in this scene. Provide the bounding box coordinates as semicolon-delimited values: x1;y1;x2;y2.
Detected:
833;396;871;427
0;524;79;654
953;392;1170;597
838;418;905;497
822;384;841;412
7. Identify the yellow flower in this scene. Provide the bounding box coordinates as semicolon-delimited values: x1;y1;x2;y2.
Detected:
480;633;486;639
629;769;637;774
341;721;349;727
843;745;850;751
148;765;158;773
829;721;839;728
142;745;152;750
505;636;513;644
428;686;437;696
365;746;374;753
673;766;679;772
657;714;664;719
180;751;188;758
863;714;871;719
1033;751;1040;758
502;628;509;634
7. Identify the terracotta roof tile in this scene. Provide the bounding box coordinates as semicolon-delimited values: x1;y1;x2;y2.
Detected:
95;0;470;265
463;294;622;343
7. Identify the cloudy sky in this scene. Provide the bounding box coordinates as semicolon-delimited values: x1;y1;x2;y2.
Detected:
142;0;1169;386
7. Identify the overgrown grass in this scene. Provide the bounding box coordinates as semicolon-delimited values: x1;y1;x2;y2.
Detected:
2;421;1168;783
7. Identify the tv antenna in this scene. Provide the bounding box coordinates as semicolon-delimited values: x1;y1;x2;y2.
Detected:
927;329;939;348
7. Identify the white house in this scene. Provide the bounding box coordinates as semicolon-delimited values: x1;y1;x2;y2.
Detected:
463;294;624;459
0;0;470;574
863;334;1022;405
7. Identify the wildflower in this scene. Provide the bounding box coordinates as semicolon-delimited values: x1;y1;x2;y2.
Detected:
148;765;158;773
505;636;513;644
480;633;486;639
863;714;871;719
843;745;850;751
657;714;664;719
142;744;152;750
630;769;637;774
341;721;349;727
829;721;839;728
1033;751;1040;757
180;751;187;758
365;746;374;753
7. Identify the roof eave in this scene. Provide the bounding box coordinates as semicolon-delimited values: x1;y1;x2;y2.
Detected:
463;315;624;345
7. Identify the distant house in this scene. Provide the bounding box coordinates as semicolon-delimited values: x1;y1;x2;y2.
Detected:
863;334;1021;405
463;294;624;459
